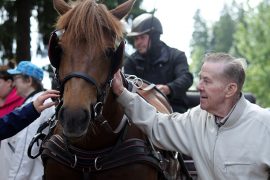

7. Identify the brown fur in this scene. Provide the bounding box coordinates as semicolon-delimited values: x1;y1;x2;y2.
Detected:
43;0;182;179
55;0;123;56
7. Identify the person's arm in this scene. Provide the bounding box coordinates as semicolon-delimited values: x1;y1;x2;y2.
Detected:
0;90;59;140
112;70;191;154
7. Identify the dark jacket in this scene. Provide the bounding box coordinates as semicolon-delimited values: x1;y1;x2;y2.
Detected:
124;42;193;113
0;102;39;140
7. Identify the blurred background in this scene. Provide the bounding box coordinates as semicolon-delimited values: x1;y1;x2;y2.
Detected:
0;0;269;107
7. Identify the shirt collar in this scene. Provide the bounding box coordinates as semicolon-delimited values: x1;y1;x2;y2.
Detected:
214;94;242;127
215;103;237;127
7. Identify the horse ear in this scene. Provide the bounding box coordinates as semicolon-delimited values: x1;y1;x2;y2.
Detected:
53;0;71;15
110;0;136;20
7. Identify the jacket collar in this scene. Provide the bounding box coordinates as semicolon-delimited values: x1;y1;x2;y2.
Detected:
220;93;247;129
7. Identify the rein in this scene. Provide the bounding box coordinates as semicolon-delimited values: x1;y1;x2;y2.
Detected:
40;124;165;176
61;72;102;100
28;75;171;179
55;70;110;120
28;24;187;178
49;29;125;121
27;72;130;159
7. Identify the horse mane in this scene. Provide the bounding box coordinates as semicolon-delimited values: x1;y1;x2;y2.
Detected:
55;0;124;53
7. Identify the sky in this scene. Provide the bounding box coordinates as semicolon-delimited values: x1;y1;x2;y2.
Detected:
139;0;260;61
141;0;224;58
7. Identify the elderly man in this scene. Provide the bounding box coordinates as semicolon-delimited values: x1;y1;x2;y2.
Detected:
112;53;270;180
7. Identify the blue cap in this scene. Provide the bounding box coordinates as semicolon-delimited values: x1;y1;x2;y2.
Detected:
7;61;44;81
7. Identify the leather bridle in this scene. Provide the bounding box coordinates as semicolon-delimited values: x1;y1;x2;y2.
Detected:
48;29;125;119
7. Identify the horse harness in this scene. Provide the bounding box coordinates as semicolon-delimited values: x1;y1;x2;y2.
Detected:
27;30;177;179
48;29;125;120
40;125;168;179
28;80;171;179
27;76;192;179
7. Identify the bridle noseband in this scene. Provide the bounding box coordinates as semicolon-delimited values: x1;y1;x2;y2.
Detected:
61;72;102;102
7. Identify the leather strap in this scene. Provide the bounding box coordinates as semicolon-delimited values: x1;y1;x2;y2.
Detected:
41;135;164;174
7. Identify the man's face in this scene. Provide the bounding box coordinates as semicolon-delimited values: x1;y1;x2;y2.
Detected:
134;34;150;55
197;62;229;114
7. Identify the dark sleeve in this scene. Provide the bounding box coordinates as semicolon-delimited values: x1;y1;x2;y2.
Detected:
0;102;40;140
123;55;137;75
167;50;193;99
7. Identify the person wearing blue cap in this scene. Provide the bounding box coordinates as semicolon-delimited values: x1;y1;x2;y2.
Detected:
0;61;55;180
0;90;59;140
7;61;44;98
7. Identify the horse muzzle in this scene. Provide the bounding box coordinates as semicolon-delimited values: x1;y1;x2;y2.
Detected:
58;106;90;138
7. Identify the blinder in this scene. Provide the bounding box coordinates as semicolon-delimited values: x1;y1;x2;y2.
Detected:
48;29;125;74
111;40;125;75
48;30;64;69
48;29;125;119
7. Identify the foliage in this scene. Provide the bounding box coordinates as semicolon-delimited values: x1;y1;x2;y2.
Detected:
210;5;235;53
190;6;238;84
190;1;270;107
234;1;270;107
0;0;144;64
189;10;209;88
0;0;18;62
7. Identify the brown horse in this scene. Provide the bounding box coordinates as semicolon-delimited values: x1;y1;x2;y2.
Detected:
37;0;187;179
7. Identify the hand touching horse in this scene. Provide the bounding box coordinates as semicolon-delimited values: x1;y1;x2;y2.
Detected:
34;0;187;179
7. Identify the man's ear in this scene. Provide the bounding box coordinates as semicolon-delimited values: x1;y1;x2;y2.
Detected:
225;82;238;97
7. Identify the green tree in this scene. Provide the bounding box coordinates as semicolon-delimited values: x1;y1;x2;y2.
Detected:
234;1;270;107
0;0;33;62
210;5;235;53
189;10;209;87
0;0;144;64
190;2;244;89
190;1;270;106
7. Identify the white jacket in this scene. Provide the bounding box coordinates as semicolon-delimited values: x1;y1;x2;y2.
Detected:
0;91;55;180
117;89;270;180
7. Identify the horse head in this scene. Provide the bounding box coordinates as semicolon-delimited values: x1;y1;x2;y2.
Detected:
49;0;134;138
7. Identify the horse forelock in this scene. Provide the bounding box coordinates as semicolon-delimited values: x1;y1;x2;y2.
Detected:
56;0;124;54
